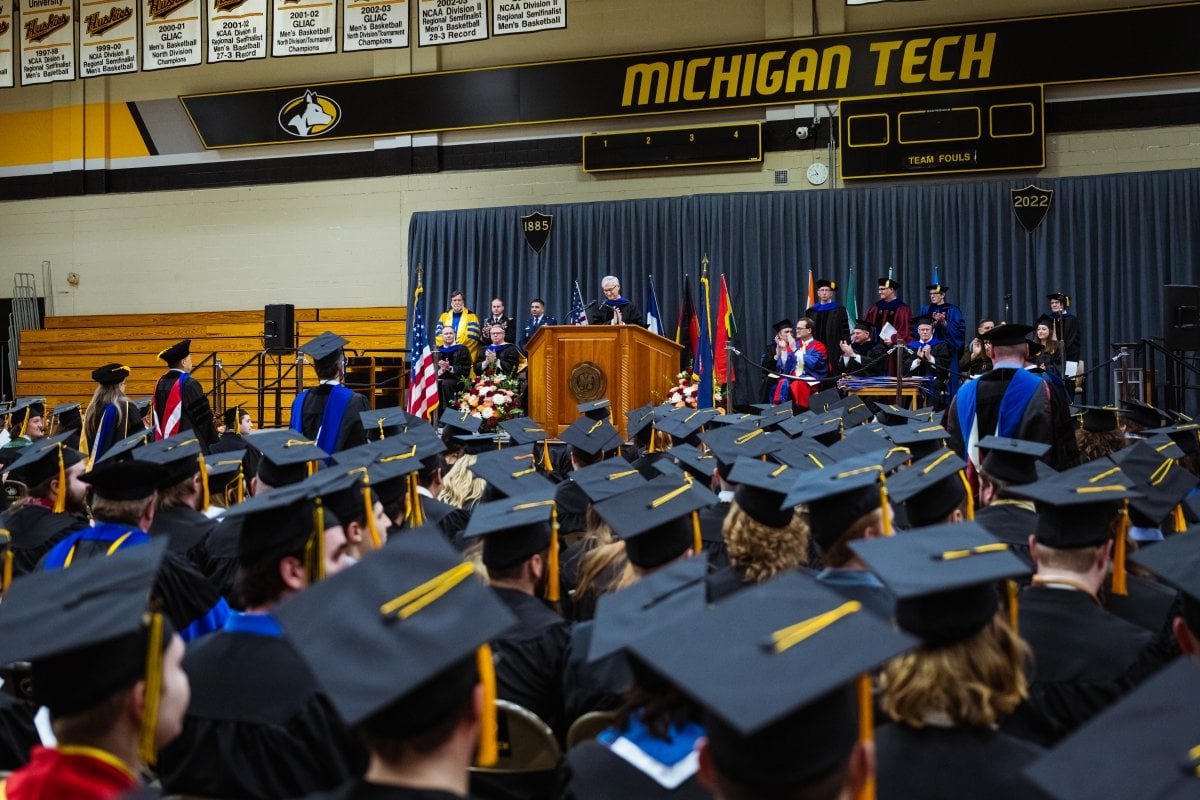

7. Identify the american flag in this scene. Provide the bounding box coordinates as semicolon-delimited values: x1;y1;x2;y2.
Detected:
570;279;589;325
407;269;439;421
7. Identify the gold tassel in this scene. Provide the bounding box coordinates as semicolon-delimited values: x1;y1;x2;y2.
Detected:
0;531;11;593
476;644;499;767
307;460;317;478
1112;500;1129;597
647;423;656;453
546;505;560;603
958;470;974;521
138;611;164;768
856;673;876;800
236;464;245;505
409;474;425;527
352;468;383;549
18;413;27;439
541;440;552;471
305;499;326;585
1007;579;1019;636
1175;504;1187;534
879;482;894;536
378;419;386;439
197;452;211;512
53;444;66;514
692;510;702;554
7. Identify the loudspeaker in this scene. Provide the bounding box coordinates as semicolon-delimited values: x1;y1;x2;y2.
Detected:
1163;285;1200;351
264;304;295;354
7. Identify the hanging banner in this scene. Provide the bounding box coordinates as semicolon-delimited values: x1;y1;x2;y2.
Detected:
342;0;406;52
492;0;563;36
0;0;14;87
417;0;484;46
207;0;267;62
272;0;336;56
19;0;76;85
79;0;137;76
141;0;201;70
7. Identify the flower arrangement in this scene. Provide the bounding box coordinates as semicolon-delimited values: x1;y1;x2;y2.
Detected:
456;369;524;432
666;369;724;409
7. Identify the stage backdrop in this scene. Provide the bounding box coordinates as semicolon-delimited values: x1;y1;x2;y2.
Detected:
409;167;1200;408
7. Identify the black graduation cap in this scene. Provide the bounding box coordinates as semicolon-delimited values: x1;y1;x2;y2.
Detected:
81;457;172;500
452;432;506;455
829;397;872;430
298;331;349;366
1120;398;1165;430
852;318;872;333
768;409;812;439
588;557;709;663
560;415;621;457
978;323;1034;347
94;428;153;465
801;410;846;446
1131;527;1200;609
47;403;83;442
439;409;482;436
300;466;388;550
699;425;782;473
273;528;518;754
469;444;553;497
727;457;800;528
0;538;171;739
662;443;718;482
783;454;890;551
1145;421;1200;456
1111;440;1198;527
132;398;152;418
806;388;841;415
629;571;915;789
498;418;549;446
769;436;836;471
570;460;647;504
6;431;83;491
359;407;424;441
462;487;556;572
1022;658;1200;800
977;435;1050;485
815;278;836;290
1006;461;1142;548
91;363;131;386
218;405;244;431
157;339;191;364
656;406;721;442
926;283;949;293
912;315;935;329
874;403;934;427
592;473;717;570
850;522;1031;646
204;450;248;501
878;276;900;290
624;404;660;440
826;426;910;474
1076;404;1119;433
771;318;792;333
250;429;330;487
886;421;950;454
133;433;203;486
576;399;612;421
5;397;44;430
1045;291;1069;304
885;448;969;528
704;412;762;431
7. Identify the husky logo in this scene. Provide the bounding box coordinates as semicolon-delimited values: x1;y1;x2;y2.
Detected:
25;12;69;42
277;90;341;138
0;21;9;36
213;0;247;10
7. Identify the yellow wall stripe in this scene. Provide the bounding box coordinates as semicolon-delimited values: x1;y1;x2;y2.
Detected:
0;103;151;168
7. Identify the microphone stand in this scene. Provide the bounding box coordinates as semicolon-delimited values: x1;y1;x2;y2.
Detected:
894;344;905;407
725;341;736;415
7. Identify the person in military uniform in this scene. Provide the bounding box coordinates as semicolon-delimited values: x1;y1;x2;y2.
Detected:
519;297;557;353
290;331;370;454
480;297;517;346
83;363;141;462
152;339;219;451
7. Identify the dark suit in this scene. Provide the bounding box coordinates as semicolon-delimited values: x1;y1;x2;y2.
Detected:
482;314;517;345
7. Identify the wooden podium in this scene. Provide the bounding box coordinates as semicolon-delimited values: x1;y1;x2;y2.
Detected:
526;325;683;438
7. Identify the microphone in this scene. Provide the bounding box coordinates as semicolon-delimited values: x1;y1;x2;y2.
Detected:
727;345;742;356
582;299;599;309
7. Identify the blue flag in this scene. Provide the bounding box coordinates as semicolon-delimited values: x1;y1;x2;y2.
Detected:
696;265;715;408
645;275;664;336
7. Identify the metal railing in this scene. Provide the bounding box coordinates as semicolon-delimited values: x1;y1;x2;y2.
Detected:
7;273;42;399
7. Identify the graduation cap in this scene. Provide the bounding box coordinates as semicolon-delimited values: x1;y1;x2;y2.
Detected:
204;450;248;506
47;403;82;439
1130;527;1200;616
826;426;908;474
0;539;174;766
1023;658;1200;800
886;422;951;460
298;331;349;367
977;435;1050;485
157;339;191;364
769;409;812;440
699;425;782;474
926;283;949;294
829;397;872;430
704;412;762;431
588;557;709;663
662;443;718;482
462;487;561;601
273;529;517;766
91;363;131;386
878;277;900;290
754;404;795;431
1120;398;1165;430
806;388;842;415
81;457;172;501
94;428;153;465
222;479;341;583
657;406;721;443
5;398;44;432
815;278;836;290
1145;421;1200;456
499;418;548;446
1006;460;1141;548
771;318;793;333
978;323;1033;347
452;432;506;455
850;522;1031;646
133;433;204;488
576;399;613;421
592;473;717;570
629;571;915;790
1076;404;1119;433
624;404;660;441
5;431;83;511
851;318;873;333
301;466;387;551
800;409;846;446
359;407;424;441
874;403;934;427
769;436;836;471
885;448;970;528
217;406;245;432
570;460;647;504
132;398;152;419
439;409;482;437
560;416;621;458
1111;440;1198;529
469;444;553;497
249;429;330;487
727;457;801;528
783;454;892;551
1045;291;1070;305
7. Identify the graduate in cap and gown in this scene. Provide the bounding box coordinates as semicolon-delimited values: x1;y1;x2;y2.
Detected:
290;331;370;454
0;432;91;576
0;399;45;468
210;405;260;479
84;363;140;462
152;340;218;451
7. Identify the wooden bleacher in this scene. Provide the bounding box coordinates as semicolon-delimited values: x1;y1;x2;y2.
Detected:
16;307;407;428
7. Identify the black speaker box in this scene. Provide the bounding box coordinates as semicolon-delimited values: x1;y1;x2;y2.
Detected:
264;304;295;354
1164;285;1200;352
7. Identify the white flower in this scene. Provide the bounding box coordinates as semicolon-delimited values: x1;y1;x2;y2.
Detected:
479;407;495;419
493;393;508;406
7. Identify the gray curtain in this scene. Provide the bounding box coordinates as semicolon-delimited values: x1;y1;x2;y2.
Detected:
410;167;1200;407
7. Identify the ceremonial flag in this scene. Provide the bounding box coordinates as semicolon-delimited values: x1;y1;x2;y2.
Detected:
675;276;699;371
806;269;816;311
846;268;860;324
645;275;664;336
569;280;589;325
696;262;715;408
406;268;439;421
714;274;737;384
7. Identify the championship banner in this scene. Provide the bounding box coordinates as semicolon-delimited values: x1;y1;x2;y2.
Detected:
417;0;485;46
19;0;75;85
271;0;335;56
79;0;137;76
342;0;406;52
0;0;14;88
207;0;267;63
492;0;564;36
141;0;200;70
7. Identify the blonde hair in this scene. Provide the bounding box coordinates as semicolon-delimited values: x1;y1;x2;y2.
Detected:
575;520;636;604
1076;428;1125;464
881;615;1030;729
438;453;486;508
82;384;130;444
723;503;809;584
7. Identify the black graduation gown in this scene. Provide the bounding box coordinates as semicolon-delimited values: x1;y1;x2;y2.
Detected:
158;624;366;799
153;370;219;451
149;503;217;575
589;300;643;327
562;622;629;726
1103;574;1179;635
295;384;371;453
563;740;709;800
437;346;474;413
1050;313;1081;361
491;588;571;741
875;724;1049;800
209;430;261;483
202;515;242;603
553;480;590;537
835;339;885;377
696;500;730;570
0;503;89;576
300;783;476;799
0;693;40;771
805;303;850;365
83;399;142;459
475;344;521;376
